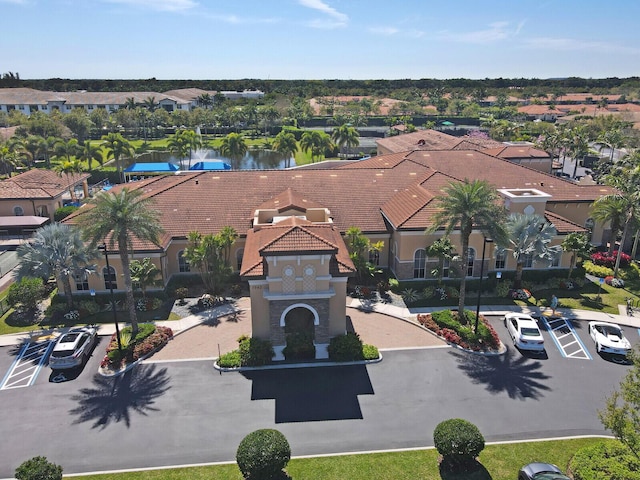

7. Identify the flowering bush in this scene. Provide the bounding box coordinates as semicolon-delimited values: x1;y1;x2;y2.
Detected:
435;287;448;300
101;325;174;369
510;288;532;300
591;250;631;268
605;276;625;288
559;280;575;290
136;299;147;311
132;326;173;360
63;310;80;321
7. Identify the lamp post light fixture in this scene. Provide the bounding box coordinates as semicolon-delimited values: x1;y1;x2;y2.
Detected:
98;243;122;351
475;237;494;333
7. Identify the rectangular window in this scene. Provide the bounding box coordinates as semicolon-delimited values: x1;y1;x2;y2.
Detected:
551;251;561;267
523;254;534;268
495;250;506;269
368;249;380;266
75;272;89;291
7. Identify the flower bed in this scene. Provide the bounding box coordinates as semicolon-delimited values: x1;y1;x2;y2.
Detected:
100;324;173;372
417;310;501;352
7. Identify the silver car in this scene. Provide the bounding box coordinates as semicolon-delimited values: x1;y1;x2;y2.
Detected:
518;462;570;480
49;326;98;370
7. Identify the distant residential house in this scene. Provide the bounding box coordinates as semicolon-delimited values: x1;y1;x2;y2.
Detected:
0;87;264;116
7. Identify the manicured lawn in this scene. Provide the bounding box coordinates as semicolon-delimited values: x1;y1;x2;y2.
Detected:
70;437;611;480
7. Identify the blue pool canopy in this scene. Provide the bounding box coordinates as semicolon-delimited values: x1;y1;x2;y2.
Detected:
124;162;180;173
189;161;232;171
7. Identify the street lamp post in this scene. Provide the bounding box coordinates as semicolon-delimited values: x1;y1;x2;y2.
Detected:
99;243;122;351
475;237;493;333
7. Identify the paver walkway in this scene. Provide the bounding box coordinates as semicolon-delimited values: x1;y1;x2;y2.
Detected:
146;298;446;362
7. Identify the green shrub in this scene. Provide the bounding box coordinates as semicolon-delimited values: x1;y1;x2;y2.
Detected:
583;260;614;278
433;418;485;469
282;332;315;361
54;205;79;221
218;350;242;368
238;336;274;366
362;343;380;360
570;440;640;480
15;456;63;480
621;263;640;281
236;429;291;480
7;277;46;312
401;287;420;303
77;299;100;315
388;278;400;292
174;287;189;300
328;332;365;361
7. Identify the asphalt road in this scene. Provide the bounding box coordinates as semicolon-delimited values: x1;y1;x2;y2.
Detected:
0;317;637;478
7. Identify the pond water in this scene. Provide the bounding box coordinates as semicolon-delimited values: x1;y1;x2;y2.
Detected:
131;149;295;170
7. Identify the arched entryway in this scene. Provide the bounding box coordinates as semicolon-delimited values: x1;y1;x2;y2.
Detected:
281;304;318;360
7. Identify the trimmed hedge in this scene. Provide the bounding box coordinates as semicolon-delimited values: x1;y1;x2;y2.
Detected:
236;429;291;480
15;456;63;480
433;418;485;469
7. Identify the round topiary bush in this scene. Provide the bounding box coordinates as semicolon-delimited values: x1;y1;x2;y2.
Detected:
15;456;63;480
433;418;485;469
236;429;291;479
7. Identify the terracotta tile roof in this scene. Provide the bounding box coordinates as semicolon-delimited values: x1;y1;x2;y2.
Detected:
254;187;326;213
66;150;614;251
240;223;355;278
517;105;566;115
0;168;90;199
483;145;550;159
544;210;588;234
376;129;502;154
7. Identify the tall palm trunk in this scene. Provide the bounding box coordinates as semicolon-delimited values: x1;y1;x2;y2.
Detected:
458;232;470;323
613;218;632;277
118;234;138;335
515;261;524;289
61;273;75;310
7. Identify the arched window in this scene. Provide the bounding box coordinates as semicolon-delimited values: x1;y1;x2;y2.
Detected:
302;264;316;292
467;248;476;277
236;248;244;271
103;266;117;290
13;206;24;216
178;250;190;272
413;249;426;278
282;265;296;293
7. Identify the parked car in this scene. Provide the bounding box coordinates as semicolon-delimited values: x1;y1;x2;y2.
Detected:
49;326;98;370
588;321;631;355
518;462;570;480
504;313;545;351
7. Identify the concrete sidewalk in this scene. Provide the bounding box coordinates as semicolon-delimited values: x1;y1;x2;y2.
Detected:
2;298;640;348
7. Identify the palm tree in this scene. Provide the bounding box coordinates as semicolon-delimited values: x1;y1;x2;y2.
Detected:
182;129;202;170
167;130;190;170
129;257;161;300
78;142;103;172
101;132;133;182
78;188;163;335
143;96;159;112
331;124;360;159
16;223;96;311
567;125;591;178
22;135;46;169
561;232;592;279
258;105;280;136
300;130;334;163
218;226;239;267
53;138;81;163
219;133;247;169
591;196;627;254
0;142;20;176
426;237;454;285
54;158;84;201
504;213;561;288
599;167;640;277
428;180;507;323
197;93;214;110
273;131;298;168
597;128;626;163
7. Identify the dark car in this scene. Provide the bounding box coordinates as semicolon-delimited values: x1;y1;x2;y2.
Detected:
518;462;570;480
49;326;98;370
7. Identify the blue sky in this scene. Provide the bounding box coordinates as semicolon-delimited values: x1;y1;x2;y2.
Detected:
2;0;640;80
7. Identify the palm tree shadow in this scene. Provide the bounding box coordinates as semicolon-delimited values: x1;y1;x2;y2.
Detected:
452;347;551;400
69;364;171;429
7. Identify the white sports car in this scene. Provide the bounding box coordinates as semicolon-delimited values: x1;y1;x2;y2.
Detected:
504;313;545;351
588;321;631;355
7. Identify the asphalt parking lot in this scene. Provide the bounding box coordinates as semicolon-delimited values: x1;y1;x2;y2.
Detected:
0;315;637;477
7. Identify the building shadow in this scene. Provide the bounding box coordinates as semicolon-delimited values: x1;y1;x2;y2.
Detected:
69;364;171;429
451;347;551;400
241;364;374;423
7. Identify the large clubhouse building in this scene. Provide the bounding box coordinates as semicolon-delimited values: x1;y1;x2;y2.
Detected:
61;149;613;358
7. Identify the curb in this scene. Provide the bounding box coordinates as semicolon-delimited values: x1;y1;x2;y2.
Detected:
213;353;384;373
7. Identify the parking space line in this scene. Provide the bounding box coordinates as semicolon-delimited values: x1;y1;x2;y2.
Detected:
540;316;592;360
0;340;55;390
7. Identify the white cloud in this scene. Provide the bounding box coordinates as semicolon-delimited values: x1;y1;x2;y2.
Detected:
104;0;198;12
204;13;279;25
523;36;640;55
368;26;399;36
439;21;521;44
298;0;348;28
